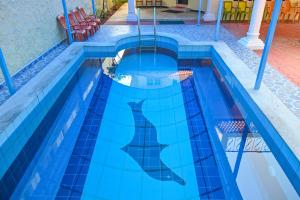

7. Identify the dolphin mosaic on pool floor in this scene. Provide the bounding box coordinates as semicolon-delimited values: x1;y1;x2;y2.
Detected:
122;99;186;186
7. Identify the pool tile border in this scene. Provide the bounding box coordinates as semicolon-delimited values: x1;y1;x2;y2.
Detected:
0;30;299;197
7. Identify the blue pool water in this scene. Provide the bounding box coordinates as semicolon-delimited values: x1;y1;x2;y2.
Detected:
2;49;299;199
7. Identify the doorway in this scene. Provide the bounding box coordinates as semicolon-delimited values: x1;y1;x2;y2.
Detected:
177;0;188;5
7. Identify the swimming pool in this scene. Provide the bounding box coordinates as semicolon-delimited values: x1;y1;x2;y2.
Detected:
0;42;299;199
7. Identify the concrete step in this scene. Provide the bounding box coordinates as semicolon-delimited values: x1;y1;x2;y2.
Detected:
176;4;188;9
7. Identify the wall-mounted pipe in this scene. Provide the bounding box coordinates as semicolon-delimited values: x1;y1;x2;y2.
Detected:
92;0;96;16
254;0;283;90
197;0;203;25
215;0;223;40
0;48;16;95
61;0;73;44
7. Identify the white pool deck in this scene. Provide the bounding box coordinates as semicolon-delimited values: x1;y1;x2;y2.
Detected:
0;25;299;184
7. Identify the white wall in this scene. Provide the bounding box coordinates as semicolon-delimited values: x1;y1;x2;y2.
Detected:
188;0;207;11
0;0;93;79
163;0;177;7
211;0;221;17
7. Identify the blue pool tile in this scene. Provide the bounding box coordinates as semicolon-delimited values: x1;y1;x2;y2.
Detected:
180;75;225;199
55;73;112;200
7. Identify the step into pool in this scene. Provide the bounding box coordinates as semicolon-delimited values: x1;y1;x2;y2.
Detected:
1;48;299;200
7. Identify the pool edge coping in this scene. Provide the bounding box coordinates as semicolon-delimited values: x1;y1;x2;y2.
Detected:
0;34;299;187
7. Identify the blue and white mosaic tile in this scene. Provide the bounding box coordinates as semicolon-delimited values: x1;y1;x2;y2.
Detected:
0;42;68;106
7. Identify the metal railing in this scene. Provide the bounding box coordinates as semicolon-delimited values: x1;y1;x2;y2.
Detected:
137;7;157;51
153;7;157;52
138;8;141;49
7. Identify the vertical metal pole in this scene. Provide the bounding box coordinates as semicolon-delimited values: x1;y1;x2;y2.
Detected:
138;8;141;50
215;0;224;41
197;0;203;25
233;125;249;178
138;8;141;25
61;0;73;44
92;0;96;17
0;48;16;95
254;0;282;90
154;7;156;26
153;7;157;62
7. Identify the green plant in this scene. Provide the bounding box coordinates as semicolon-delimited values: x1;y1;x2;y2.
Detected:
113;0;126;7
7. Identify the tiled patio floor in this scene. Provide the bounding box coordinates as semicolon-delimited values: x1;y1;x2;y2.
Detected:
224;23;300;87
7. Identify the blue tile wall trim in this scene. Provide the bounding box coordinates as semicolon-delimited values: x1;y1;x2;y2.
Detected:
180;76;225;199
123;47;178;60
0;66;79;200
0;40;68;106
0;40;66;87
55;73;112;200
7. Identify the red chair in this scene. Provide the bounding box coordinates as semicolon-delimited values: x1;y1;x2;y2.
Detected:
72;9;99;32
295;4;300;23
68;12;94;36
136;0;144;7
155;0;162;6
77;6;101;26
57;15;88;42
146;0;153;6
